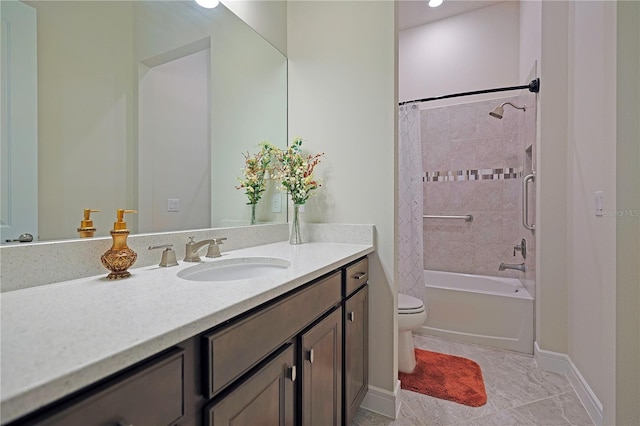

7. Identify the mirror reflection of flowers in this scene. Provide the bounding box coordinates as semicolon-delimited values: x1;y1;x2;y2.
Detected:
236;142;274;205
274;137;324;205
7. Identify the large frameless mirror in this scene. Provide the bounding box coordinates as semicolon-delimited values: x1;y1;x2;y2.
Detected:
1;0;287;243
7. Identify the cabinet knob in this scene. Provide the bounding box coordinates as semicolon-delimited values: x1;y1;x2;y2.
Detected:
288;365;297;382
308;349;314;364
353;272;367;280
348;312;355;322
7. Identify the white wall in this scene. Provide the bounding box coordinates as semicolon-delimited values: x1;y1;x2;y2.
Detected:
34;1;135;240
133;1;288;228
138;49;211;233
615;2;640;424
519;0;541;82
536;0;570;356
287;0;397;412
536;1;640;424
221;0;287;55
399;1;520;104
567;2;617;422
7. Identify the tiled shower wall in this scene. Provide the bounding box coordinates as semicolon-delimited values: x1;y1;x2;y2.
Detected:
422;94;536;286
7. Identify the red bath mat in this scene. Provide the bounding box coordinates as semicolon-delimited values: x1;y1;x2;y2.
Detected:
399;348;487;407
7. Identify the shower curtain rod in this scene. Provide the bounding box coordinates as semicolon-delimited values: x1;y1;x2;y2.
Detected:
398;78;540;106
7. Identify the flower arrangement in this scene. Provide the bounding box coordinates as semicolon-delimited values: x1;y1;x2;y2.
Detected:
236;138;322;240
272;137;324;205
236;142;274;205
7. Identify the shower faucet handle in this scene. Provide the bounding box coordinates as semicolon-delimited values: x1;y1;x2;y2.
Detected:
513;239;527;259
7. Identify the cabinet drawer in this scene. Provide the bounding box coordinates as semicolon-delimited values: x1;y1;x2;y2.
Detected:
27;348;184;426
344;257;368;297
203;271;341;398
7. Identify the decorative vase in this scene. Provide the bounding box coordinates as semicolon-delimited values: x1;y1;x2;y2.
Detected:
250;203;257;225
290;203;303;245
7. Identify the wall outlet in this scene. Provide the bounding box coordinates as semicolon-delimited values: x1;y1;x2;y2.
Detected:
271;194;282;213
168;198;180;212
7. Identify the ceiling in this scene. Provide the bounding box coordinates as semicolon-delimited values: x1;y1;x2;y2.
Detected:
398;0;505;31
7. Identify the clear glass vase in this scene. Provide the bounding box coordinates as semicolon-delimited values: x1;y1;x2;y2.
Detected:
250;203;257;225
289;204;303;245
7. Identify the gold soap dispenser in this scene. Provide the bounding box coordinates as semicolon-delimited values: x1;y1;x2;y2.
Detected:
77;209;100;238
101;209;137;280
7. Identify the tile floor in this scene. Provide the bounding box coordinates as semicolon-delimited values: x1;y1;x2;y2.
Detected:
351;334;594;426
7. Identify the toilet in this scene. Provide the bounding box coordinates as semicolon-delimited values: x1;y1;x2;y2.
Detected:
398;293;427;374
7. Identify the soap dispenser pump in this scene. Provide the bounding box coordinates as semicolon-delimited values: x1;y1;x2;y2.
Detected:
100;209;137;279
77;209;100;238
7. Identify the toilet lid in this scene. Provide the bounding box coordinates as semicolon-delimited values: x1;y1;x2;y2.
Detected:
398;293;425;313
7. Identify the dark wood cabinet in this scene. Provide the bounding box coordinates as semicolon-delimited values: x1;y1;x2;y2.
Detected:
10;256;370;426
202;272;341;399
300;307;343;426
205;344;296;426
17;348;185;426
344;285;369;425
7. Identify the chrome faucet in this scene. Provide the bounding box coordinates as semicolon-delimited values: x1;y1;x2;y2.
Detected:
499;262;526;273
184;237;227;262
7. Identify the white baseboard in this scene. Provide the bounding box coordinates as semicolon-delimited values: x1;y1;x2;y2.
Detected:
534;342;603;426
360;380;401;419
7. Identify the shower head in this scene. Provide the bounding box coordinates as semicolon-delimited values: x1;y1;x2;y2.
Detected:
489;102;526;119
489;105;505;119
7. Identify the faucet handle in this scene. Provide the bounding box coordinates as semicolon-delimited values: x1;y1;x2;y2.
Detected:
206;237;227;258
513;238;527;259
188;236;196;244
148;244;179;267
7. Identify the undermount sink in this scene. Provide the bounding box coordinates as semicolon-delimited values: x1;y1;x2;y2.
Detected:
177;257;291;282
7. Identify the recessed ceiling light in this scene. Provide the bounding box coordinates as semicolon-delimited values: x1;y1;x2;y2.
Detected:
195;0;219;9
428;0;444;8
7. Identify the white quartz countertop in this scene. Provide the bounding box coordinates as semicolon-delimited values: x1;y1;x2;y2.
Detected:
0;241;373;424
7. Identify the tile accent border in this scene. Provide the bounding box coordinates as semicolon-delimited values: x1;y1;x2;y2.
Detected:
534;341;603;426
424;167;523;182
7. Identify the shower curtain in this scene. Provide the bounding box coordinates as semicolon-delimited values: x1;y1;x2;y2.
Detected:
398;105;424;298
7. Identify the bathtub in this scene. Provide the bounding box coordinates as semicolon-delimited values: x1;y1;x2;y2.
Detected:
419;270;534;354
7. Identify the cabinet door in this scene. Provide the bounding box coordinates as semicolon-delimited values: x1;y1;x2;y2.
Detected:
301;307;343;426
344;285;368;425
205;344;296;426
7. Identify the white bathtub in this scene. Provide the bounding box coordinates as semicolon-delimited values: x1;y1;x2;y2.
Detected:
419;270;534;354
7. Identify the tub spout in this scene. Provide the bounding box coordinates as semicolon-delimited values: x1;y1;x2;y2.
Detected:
499;262;526;272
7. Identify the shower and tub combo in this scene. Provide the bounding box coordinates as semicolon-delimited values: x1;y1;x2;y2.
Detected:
397;87;538;366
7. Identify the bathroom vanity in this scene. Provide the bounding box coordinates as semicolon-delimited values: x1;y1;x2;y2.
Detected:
0;241;372;426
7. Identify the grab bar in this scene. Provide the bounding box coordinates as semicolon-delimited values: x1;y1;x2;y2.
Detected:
523;172;536;230
423;215;473;222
